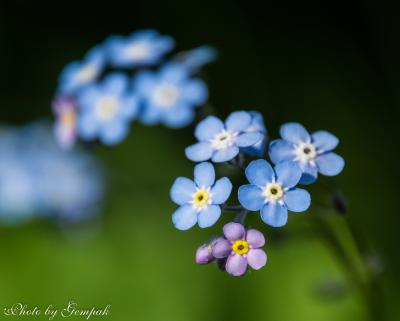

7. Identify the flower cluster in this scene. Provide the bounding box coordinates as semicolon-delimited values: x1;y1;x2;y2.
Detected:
170;111;344;276
0;122;104;225
53;29;216;149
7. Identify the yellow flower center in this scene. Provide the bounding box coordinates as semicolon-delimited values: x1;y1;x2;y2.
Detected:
232;240;250;255
263;182;284;201
193;190;209;207
61;108;76;128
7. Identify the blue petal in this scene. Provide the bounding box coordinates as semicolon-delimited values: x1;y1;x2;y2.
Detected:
99;121;129;145
280;122;310;144
211;146;239;163
236;132;263;147
134;71;156;96
103;73;128;94
298;162;318;185
162;105;194;128
225;111;252;132
211;177;232;204
274;161;302;189
182;80;208;105
316;152;345;176
284;188;311;212
139;104;163;125
185;142;213;162
195;116;224;141
160;63;188;83
238;184;264;211
269;139;294;164
261;203;288;227
170;177;196;205
198;205;221;228
172;205;198;230
120;95;139;119
178;45;217;72
194;162;215;188
77;114;98;140
245;159;274;187
312;131;339;152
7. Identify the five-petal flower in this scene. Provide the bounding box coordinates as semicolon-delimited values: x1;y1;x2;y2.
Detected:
269;122;345;184
58;46;105;94
212;222;267;276
107;29;174;68
77;73;139;145
170;162;232;230
185;111;264;163
238;159;311;227
135;63;208;128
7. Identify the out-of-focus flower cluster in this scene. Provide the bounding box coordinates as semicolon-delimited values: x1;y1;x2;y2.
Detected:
0;122;104;225
53;29;216;149
170;111;345;277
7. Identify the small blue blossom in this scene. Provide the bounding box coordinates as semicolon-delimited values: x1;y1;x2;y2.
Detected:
185;111;265;163
241;111;268;157
58;46;105;94
107;29;174;67
170;162;232;230
135;63;208;128
238;159;311;227
77;73;139;145
269;122;345;184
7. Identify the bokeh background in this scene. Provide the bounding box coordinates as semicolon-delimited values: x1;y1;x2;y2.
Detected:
1;0;399;320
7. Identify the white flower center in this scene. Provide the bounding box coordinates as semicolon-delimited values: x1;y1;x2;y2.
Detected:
123;41;151;60
263;182;284;203
294;142;317;164
152;84;179;108
191;187;212;211
76;64;97;83
95;96;119;121
210;130;238;150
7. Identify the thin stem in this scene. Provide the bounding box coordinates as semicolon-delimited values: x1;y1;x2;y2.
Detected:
221;204;245;212
234;210;248;225
312;210;385;321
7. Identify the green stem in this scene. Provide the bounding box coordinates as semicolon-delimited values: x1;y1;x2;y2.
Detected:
312;211;384;321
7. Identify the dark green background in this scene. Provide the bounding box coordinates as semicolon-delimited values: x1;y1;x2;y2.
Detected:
1;1;399;320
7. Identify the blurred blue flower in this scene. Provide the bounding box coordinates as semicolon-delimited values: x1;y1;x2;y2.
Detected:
170;162;232;230
0;122;104;225
77;73;139;145
174;45;217;72
185;111;264;163
241;111;268;157
58;46;105;94
107;29;174;67
135;63;208;128
238;159;310;227
269;122;345;184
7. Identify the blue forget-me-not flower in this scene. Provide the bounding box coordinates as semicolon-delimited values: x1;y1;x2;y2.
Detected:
238;159;311;227
269;122;345;184
58;46;105;94
107;29;174;68
185;111;264;163
77;73;139;145
135;63;208;128
170;162;232;230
